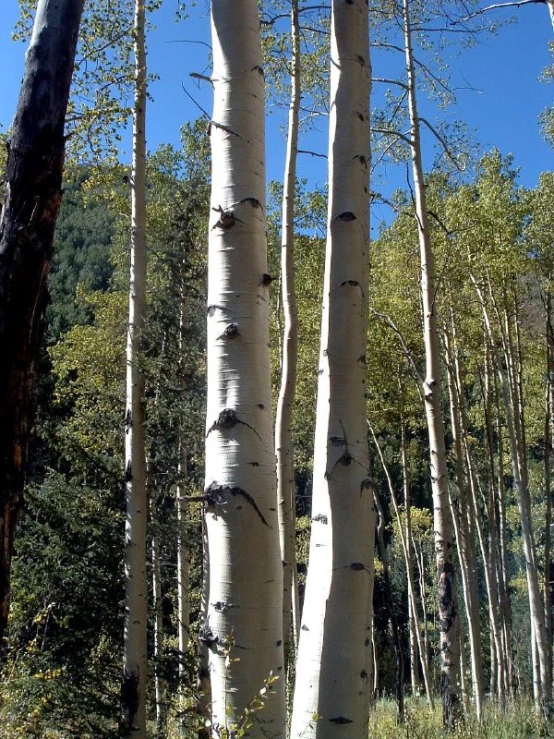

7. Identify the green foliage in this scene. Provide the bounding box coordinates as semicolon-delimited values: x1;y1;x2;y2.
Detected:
368;698;549;738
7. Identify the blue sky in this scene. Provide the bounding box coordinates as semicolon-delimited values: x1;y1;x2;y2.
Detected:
0;0;552;226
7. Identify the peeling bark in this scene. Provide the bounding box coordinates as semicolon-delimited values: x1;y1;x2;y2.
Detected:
0;0;84;644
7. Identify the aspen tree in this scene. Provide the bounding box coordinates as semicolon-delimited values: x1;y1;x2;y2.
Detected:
0;0;84;642
291;1;374;735
402;0;461;724
203;1;285;735
121;0;148;734
275;0;301;670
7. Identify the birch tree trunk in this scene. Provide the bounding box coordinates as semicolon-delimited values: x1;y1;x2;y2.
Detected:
472;276;551;713
401;421;420;697
402;0;460;724
291;1;374;735
121;2;148;735
203;2;285;734
370;425;434;711
176;441;189;735
275;0;301;670
151;518;166;737
444;327;484;721
0;0;84;642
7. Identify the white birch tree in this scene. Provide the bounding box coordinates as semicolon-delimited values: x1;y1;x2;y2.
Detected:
201;1;286;735
275;0;301;670
402;0;461;724
121;1;148;735
291;1;374;735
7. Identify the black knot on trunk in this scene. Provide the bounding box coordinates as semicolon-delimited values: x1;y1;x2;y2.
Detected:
312;513;328;525
329;716;353;724
350;562;365;571
222;322;239;338
212;205;236;230
217;408;238;429
261;273;276;287
199;621;220;650
335;211;356;221
340;451;353;465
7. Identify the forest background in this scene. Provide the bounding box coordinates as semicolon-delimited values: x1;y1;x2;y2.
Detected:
0;0;554;738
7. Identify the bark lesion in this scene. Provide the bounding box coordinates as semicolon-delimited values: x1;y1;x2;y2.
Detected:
206;408;262;442
204;482;271;528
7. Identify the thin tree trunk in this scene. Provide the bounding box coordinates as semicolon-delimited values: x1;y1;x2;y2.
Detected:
414;537;431;681
401;419;420;697
196;512;211;739
204;2;285;734
291;2;374;735
543;289;553;698
176;441;189;735
121;1;148;734
402;0;460;725
472;276;551;713
0;0;84;642
444;327;484;722
276;0;301;671
370;424;434;710
151;512;166;738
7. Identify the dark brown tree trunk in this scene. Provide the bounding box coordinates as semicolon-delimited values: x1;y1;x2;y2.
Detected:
0;0;84;643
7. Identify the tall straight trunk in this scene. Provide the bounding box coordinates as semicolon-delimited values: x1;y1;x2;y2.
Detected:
291;2;374;735
196;513;211;738
0;0;84;642
444;328;484;722
275;0;301;670
176;439;189;735
151;518;166;737
176;290;190;737
121;2;148;735
481;349;510;704
402;0;460;725
472;276;551;712
493;372;514;696
370;425;434;710
401;419;420;697
544;290;553;697
204;2;285;734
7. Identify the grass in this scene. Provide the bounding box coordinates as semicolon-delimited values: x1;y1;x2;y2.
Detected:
369;696;552;738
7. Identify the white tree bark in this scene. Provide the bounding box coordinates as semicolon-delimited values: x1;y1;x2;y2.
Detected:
121;1;148;735
203;2;285;735
369;424;434;712
176;438;189;735
151;519;166;737
402;0;460;725
291;2;374;736
275;0;301;669
471;275;551;713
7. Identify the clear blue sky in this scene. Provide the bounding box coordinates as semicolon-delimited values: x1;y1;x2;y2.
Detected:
0;0;552;222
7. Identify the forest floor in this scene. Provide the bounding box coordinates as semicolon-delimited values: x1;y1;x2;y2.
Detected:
368;696;552;738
